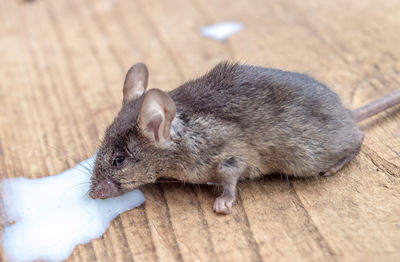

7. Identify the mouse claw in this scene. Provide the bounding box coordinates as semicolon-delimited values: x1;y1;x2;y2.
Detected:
320;171;332;177
213;196;234;215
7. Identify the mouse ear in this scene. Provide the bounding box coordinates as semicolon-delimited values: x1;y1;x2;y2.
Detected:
123;63;149;104
139;89;176;145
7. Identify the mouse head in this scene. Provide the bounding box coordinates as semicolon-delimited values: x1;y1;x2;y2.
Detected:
89;63;177;199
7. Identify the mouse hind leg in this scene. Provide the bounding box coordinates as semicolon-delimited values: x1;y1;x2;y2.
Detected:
320;151;357;177
213;183;237;215
213;156;247;215
321;132;364;177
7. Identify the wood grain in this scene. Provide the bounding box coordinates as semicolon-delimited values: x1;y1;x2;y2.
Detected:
1;0;400;261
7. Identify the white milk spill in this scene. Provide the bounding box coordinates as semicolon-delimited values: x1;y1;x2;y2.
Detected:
199;22;243;41
0;155;145;262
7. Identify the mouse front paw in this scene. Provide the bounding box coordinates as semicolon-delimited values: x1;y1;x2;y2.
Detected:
213;196;235;215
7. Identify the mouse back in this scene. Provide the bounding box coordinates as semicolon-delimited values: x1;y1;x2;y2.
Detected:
169;62;363;177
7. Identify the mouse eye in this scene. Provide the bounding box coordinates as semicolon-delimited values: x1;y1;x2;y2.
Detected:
112;155;125;167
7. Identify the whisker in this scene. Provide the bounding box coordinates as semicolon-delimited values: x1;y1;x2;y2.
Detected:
44;143;95;176
81;190;91;201
75;165;93;177
74;166;93;176
62;182;91;194
285;173;290;187
56;183;91;204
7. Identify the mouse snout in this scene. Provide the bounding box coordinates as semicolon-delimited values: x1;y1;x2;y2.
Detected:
89;178;120;199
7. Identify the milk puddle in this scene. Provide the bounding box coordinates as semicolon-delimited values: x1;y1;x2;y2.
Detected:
0;155;145;262
199;22;243;41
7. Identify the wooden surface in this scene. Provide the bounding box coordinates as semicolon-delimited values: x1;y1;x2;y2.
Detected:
1;0;400;261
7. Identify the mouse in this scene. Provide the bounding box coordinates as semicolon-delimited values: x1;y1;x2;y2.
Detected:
89;62;400;214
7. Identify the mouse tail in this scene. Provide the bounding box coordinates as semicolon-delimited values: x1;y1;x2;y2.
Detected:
352;90;400;122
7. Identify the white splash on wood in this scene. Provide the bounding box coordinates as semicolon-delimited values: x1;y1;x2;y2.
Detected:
199;22;243;41
0;155;145;262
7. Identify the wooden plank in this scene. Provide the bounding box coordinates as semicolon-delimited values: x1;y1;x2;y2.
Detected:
0;0;399;261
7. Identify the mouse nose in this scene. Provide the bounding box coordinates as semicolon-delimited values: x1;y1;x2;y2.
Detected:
89;178;119;199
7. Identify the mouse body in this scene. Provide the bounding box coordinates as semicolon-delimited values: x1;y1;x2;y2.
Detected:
89;62;398;214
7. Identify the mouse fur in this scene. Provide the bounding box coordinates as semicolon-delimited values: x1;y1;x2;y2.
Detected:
89;62;364;214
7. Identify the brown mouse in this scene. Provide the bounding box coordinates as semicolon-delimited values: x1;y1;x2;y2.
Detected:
89;62;400;214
